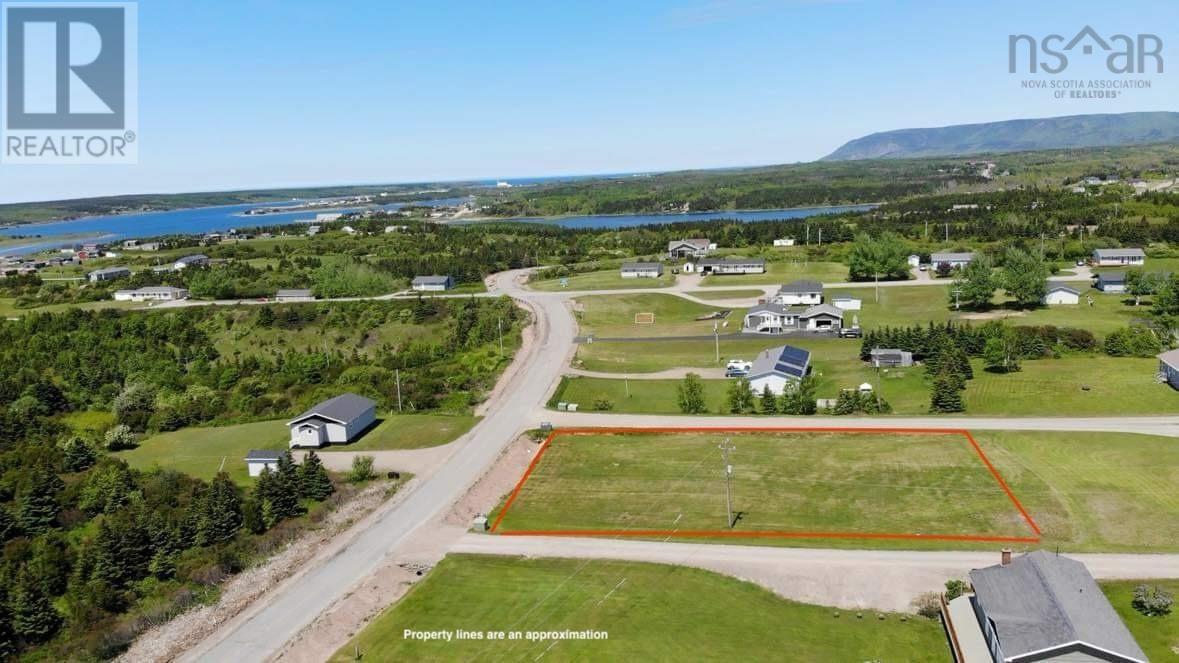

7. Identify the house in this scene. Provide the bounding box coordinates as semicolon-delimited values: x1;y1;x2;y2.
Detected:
87;266;131;282
412;275;455;291
832;296;862;311
275;288;315;302
316;212;343;223
944;550;1147;663
171;254;210;270
1043;285;1080;305
341;225;357;234
931;252;976;269
245;450;281;478
773;238;795;247
697;257;766;275
742;303;842;334
287;393;378;448
747;344;812;396
907;254;921;268
112;286;189;302
306;225;322;236
384;225;409;233
667;239;714;259
869;348;913;368
1092;248;1145;266
772;280;823;306
1157;349;1179;389
619;262;664;279
1096;272;1126;293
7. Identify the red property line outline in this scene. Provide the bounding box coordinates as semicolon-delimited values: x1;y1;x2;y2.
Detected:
490;426;1042;544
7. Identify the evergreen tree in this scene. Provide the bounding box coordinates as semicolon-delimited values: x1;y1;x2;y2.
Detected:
273;451;305;520
676;373;707;414
61;436;98;472
929;368;966;413
0;507;14;543
759;384;778;414
199;473;243;545
298;451;334;501
10;573;61;644
17;467;62;535
0;590;15;660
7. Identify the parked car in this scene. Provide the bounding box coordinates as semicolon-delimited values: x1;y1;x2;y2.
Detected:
726;359;752;372
838;327;863;338
725;368;749;378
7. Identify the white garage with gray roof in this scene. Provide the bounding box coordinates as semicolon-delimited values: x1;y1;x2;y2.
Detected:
287;393;377;448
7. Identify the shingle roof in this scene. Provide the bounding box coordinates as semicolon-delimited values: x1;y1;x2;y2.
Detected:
1098;272;1126;283
1158;348;1179;369
288;393;376;426
699;257;765;266
969;551;1147;662
931;252;976;262
668;238;710;250
1047;285;1081;295
1094;248;1145;258
88;266;130;276
749;344;811;379
276;289;313;298
620;262;663;271
800;303;843;318
174;254;209;264
745;302;795;316
245;450;282;461
412;275;452;285
778;279;823;294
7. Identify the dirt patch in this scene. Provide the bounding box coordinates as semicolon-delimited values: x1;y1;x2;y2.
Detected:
444;433;544;528
475;301;535;417
117;480;405;663
958;310;1028;321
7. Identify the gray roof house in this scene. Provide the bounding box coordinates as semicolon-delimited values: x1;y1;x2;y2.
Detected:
869;348;913;368
287;393;377;448
172;254;210;269
743;302;842;334
275;288;315;302
747;344;812;396
773;280;824;305
87;266;132;282
411;275;455;291
1093;248;1145;265
955;550;1147;663
931;252;976;267
1096;272;1127;292
697;257;766;275
620;262;664;278
667;238;713;258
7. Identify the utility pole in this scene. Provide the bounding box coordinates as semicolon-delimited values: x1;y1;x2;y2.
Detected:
925;219;929;239
806;225;810;246
395;369;403;412
719;438;735;528
952;288;962;311
713;321;720;364
818;227;822;247
624;375;630;399
497;317;504;357
945;222;950;242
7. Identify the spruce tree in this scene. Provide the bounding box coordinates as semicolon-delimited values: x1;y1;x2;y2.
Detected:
273;451;304;520
61;436;97;472
17;467;62;535
929;368;965;413
759;384;778;414
201;473;243;545
298;451;335;501
0;507;14;543
10;573;61;644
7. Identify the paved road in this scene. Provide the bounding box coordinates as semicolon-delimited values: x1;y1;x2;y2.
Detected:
185;270;576;662
452;534;1179;612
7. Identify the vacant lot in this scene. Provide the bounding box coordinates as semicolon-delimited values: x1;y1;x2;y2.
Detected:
494;430;1035;542
118;413;476;485
686;288;766;300
1100;579;1179;660
574;293;735;338
530;269;675;292
331;554;948;662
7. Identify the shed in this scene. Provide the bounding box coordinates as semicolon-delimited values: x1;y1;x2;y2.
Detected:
287;393;378;448
245;450;282;477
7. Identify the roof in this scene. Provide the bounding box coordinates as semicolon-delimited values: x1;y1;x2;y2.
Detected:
174;254;209;264
88;266;130;275
1097;272;1126;283
745;302;795;316
869;348;907;356
778;279;823;294
620;262;663;271
288;393;377;426
1046;285;1081;295
245;450;282;462
749;344;811;380
969;551;1147;662
412;275;452;285
1158;348;1179;369
1093;248;1145;258
276;288;313;297
136;286;186;294
931;252;976;262
699;257;766;266
668;238;710;249
800;303;843;318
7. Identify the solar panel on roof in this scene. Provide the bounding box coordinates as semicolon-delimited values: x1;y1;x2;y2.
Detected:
778;346;810;365
774;363;805;377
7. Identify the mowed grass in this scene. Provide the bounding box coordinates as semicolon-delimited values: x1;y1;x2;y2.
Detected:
697;259;848;286
117;413;476;486
574;293;736;338
1100;579;1179;659
494;431;1035;541
331;554;948;663
529;269;675;292
685;288;766;300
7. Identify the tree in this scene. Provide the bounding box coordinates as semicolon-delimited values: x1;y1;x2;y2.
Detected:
1131;584;1173;616
999;247;1049;307
759;384;778;414
1124;269;1158;306
103;423;137;451
848;232;909;301
677;373;707;414
781;376;817;415
61;436;97;472
199;473;243;545
951;254;996;310
348;455;376;483
929;367;965;413
270;451;304;520
945;579;969;601
298;451;335;501
983;333;1021;373
10;573;61;644
726;377;754;413
17;466;62;535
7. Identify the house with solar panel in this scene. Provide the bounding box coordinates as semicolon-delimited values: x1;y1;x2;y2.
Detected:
287;393;378;448
747;344;812;395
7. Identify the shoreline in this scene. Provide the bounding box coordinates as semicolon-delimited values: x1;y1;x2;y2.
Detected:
444;202;881;225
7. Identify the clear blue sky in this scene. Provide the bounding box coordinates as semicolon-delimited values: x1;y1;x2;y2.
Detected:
1;0;1176;203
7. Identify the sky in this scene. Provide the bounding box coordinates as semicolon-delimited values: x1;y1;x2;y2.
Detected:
0;0;1177;204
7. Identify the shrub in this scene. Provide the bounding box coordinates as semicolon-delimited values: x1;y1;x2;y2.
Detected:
911;592;941;619
348;455;376;483
945;579;969;601
1132;584;1174;617
592;396;614;411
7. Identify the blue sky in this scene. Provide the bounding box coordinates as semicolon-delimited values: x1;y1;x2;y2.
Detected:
1;0;1176;203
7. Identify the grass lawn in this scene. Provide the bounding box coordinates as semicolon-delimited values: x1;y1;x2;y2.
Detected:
117;413;477;486
206;309;439;359
331;554;948;662
1100;579;1179;659
697;259;849;286
574;293;735;338
684;289;766;300
0;297;144;317
495;430;1035;541
529;269;675;292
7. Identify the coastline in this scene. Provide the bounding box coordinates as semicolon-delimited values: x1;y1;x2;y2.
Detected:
444;202;881;225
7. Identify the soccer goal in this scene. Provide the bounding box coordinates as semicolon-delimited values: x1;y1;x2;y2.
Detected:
634;312;656;325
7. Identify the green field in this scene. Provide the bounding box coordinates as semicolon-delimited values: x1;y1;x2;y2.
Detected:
331;554;948;662
684;289;766;300
697;259;849;286
530;269;675;292
493;430;1179;553
494;430;1035;541
0;297;144;318
1100;579;1179;660
574;293;735;338
118;413;476;485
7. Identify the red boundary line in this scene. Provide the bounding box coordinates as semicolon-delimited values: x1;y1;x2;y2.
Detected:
490;426;1041;543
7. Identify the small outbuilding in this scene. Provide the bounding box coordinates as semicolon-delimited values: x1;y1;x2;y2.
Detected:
869;348;913;368
412;275;455;292
1043;285;1081;305
287;393;378;448
245;450;281;477
275;288;315;302
620;262;664;279
1096;272;1127;293
832;296;862;311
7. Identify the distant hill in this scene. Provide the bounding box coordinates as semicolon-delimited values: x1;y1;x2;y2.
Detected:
822;112;1179;161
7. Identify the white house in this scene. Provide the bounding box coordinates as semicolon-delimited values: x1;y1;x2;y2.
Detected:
742;303;842;334
1043;285;1081;305
275;288;315;302
931;252;976;269
1096;272;1127;293
112;286;189;302
316;212;344;223
747;344;812;396
412;275;455;291
832;296;862;311
87;266;131;282
772;280;823;306
773;238;795;247
171;254;209;270
245;450;281;477
1092;248;1145;266
620;262;664;279
907;254;921;268
697;257;766;275
1158;349;1179;390
287;393;378;448
667;239;714;259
